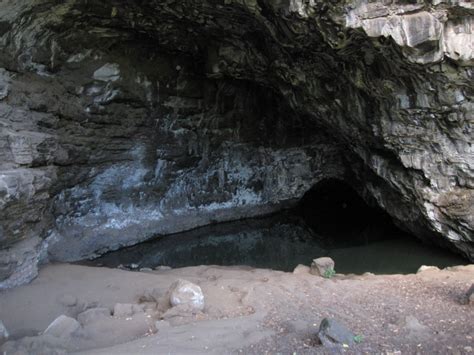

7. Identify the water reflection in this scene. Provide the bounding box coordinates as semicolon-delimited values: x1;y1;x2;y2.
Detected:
84;212;466;274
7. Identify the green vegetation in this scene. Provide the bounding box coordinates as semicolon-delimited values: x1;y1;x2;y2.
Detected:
323;268;336;278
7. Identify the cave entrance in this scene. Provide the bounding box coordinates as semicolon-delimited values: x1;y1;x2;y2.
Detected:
298;178;396;247
82;179;466;274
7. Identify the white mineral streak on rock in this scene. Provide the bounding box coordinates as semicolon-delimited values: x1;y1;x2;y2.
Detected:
93;63;121;82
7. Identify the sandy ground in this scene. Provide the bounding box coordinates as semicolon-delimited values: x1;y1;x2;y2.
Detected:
0;263;473;354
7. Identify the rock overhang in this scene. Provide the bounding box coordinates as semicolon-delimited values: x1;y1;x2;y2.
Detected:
0;0;472;288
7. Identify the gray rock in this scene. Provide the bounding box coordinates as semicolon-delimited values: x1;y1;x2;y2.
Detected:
169;279;205;311
310;258;335;277
317;318;355;347
77;307;111;324
43;315;81;338
0;320;9;344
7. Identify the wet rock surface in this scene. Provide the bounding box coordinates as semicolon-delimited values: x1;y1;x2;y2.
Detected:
0;0;472;287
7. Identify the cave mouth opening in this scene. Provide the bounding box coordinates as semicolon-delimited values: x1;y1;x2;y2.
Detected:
82;179;466;275
298;178;399;247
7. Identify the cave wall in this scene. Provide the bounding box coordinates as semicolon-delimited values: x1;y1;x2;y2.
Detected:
0;0;473;288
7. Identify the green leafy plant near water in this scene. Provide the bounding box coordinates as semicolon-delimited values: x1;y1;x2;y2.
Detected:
353;335;364;343
323;268;336;278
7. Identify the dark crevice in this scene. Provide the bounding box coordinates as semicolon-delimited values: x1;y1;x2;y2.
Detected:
298;178;402;246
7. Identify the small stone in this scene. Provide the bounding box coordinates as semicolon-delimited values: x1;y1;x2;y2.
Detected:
317;318;355;347
113;303;144;317
0;320;9;344
293;264;310;275
310;257;335;277
43;315;81;338
77;307;111;324
57;293;77;307
169;279;204;311
417;265;440;273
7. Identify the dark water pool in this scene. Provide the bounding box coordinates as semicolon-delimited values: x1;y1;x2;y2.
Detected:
83;212;467;275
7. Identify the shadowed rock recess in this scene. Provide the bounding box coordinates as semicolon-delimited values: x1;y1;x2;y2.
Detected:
0;0;472;288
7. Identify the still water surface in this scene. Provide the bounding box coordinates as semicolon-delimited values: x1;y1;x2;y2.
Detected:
85;212;466;274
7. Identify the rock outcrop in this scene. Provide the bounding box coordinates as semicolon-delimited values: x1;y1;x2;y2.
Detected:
0;0;472;288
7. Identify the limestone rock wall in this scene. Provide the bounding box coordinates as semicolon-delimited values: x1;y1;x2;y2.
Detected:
0;0;472;288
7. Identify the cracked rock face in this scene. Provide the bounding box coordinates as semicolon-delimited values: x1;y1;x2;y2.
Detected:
0;0;472;288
